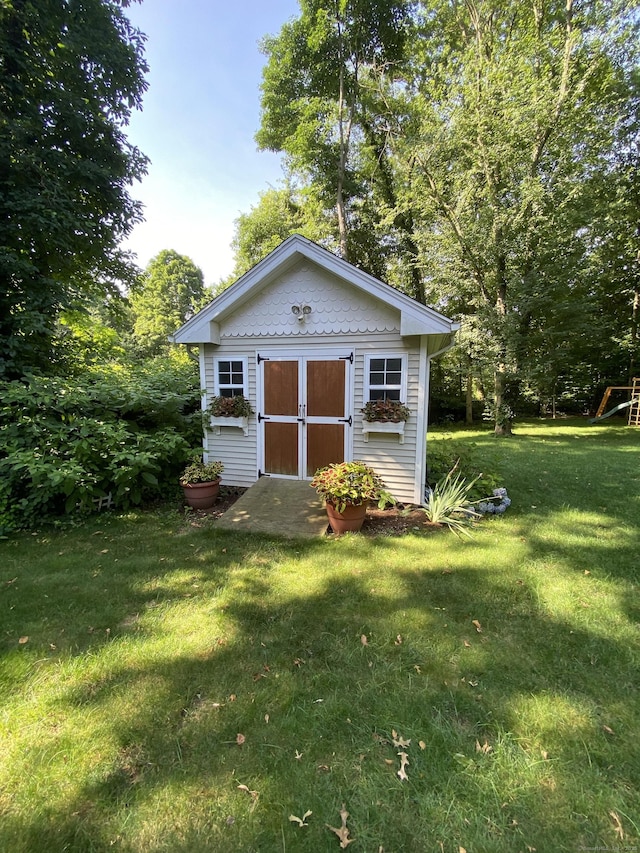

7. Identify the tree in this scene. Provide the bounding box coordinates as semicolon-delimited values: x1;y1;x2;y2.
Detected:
395;0;640;433
257;0;414;267
0;0;148;379
215;183;333;293
130;250;207;356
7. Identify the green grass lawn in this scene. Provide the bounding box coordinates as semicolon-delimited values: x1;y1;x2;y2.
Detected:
1;419;638;853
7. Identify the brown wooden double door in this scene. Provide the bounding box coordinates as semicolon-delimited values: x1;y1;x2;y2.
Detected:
259;355;351;479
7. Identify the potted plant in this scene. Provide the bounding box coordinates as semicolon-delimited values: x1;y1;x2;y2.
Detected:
361;399;411;423
208;395;254;418
310;460;396;533
208;395;254;436
180;458;224;509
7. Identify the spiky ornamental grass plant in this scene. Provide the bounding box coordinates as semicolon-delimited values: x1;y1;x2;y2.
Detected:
422;468;483;536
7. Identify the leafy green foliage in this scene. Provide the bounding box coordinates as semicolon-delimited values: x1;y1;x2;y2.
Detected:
427;435;503;502
179;458;224;485
130;250;208;356
0;0;149;378
310;460;396;512
0;356;201;534
208;395;254;417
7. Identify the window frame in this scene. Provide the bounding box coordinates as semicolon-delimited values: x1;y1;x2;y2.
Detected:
363;353;408;404
213;356;249;399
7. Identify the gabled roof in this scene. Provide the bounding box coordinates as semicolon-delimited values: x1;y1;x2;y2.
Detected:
172;234;458;352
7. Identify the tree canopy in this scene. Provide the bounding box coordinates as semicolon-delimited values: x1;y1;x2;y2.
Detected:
129;250;208;357
253;0;640;430
0;0;148;379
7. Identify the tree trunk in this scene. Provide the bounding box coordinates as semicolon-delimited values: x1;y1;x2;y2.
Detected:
494;361;513;436
629;283;639;383
465;355;474;425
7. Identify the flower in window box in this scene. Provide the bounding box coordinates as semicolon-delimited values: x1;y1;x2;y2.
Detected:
208;395;254;418
361;399;410;423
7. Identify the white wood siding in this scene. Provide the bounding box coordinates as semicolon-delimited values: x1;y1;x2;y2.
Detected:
202;342;258;487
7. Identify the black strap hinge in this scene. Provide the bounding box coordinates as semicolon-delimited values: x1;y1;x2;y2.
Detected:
258;413;271;422
257;354;270;363
339;415;353;426
340;353;354;364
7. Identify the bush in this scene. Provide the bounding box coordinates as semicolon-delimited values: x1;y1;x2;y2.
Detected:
0;357;201;534
426;436;503;502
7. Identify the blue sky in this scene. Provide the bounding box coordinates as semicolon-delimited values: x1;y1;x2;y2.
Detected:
122;0;300;287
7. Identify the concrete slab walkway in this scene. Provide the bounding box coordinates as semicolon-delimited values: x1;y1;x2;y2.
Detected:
215;477;328;538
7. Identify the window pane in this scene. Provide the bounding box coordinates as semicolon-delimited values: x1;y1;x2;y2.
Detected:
386;358;402;372
220;389;234;398
370;372;384;386
370;359;385;372
231;360;243;372
370;389;385;401
386;390;401;401
386;372;401;385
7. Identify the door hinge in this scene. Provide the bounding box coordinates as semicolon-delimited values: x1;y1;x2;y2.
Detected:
257;354;270;363
339;353;354;364
339;415;353;426
258;413;271;422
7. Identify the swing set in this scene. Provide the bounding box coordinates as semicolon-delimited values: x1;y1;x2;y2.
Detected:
590;378;640;425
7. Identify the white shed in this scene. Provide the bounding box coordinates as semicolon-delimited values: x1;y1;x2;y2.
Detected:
172;235;458;504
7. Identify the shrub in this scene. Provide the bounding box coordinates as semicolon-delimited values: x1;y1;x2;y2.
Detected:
0;358;201;534
426;437;502;502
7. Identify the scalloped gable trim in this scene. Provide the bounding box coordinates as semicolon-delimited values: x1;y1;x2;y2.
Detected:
171;235;458;344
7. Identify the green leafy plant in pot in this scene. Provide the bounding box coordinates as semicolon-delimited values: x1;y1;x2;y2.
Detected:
180;458;224;509
208;395;254;417
310;460;396;533
361;399;410;422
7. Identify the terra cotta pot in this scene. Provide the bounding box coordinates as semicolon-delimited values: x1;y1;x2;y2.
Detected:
325;501;368;534
182;479;220;509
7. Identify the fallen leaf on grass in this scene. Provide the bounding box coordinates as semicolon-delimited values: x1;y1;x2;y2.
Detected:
236;733;246;746
18;636;29;644
264;714;269;724
463;640;472;648
360;634;368;646
295;750;303;760
289;810;312;827
472;619;482;633
602;724;615;735
475;740;493;755
609;810;624;840
237;784;259;810
391;730;411;748
325;803;355;850
394;634;403;645
397;751;409;781
419;740;426;750
327;804;355;849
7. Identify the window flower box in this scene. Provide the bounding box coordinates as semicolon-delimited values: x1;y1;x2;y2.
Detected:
210;415;249;436
362;420;405;443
